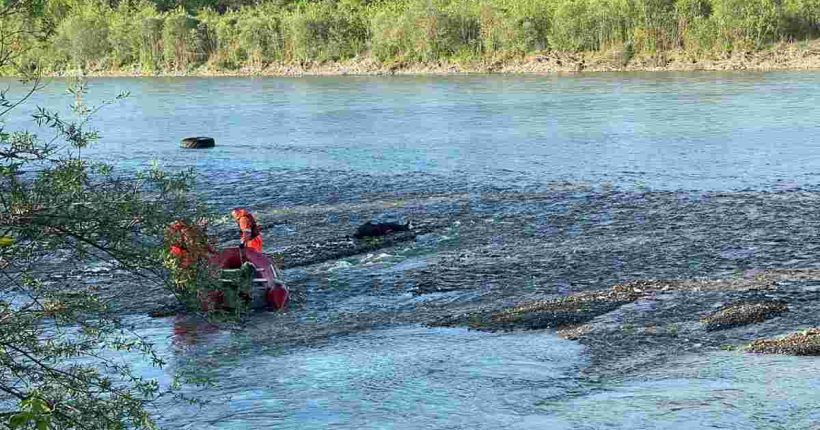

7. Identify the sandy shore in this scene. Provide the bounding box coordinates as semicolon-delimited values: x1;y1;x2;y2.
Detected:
34;39;820;78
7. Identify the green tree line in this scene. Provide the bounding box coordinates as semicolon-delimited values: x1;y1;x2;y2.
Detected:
8;0;820;74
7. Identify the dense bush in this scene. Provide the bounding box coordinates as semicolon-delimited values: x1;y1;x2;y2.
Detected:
284;1;366;62
237;4;285;65
479;0;552;55
8;0;820;73
550;0;635;52
141;16;165;70
55;2;112;67
785;0;820;38
633;0;677;53
197;7;242;68
163;9;205;70
549;0;596;51
109;1;161;68
711;0;786;50
370;0;481;63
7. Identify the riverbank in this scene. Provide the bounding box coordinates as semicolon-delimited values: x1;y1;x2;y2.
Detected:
41;39;820;78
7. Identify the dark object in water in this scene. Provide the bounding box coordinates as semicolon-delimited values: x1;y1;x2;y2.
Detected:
180;136;215;149
353;221;413;239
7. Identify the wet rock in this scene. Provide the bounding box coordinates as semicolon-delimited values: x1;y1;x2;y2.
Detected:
745;329;820;356
700;300;789;332
556;323;592;340
429;285;647;332
486;299;629;332
613;278;777;293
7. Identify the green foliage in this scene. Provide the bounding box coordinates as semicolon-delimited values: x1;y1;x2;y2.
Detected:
284;1;365;62
711;0;786;50
141;16;165;71
549;0;596;51
633;0;678;53
784;0;820;39
369;1;413;62
236;4;285;65
0;72;217;428
675;0;714;51
109;1;161;68
549;0;634;52
7;0;820;71
370;0;481;63
162;7;206;70
197;7;241;68
479;0;552;56
54;1;112;67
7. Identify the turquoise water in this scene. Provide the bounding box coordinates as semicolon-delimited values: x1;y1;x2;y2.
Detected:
4;72;820;199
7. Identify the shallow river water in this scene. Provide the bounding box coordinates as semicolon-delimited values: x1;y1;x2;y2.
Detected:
6;72;820;429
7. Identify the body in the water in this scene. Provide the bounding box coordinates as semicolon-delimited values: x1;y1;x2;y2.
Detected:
353;221;413;239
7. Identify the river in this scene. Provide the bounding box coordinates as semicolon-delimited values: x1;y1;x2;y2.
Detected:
5;72;820;429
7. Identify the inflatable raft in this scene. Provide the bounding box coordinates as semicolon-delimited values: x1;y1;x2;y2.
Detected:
200;247;289;311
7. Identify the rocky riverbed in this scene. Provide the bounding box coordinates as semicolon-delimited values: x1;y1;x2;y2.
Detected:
251;186;820;377
39;184;820;379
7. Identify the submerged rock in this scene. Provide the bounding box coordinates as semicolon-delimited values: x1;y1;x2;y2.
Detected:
700;300;789;332
429;285;649;332
745;329;820;356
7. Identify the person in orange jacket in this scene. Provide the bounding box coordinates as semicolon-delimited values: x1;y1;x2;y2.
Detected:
166;219;216;269
231;208;263;253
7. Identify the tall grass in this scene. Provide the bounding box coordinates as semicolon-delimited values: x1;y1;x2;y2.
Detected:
479;0;553;56
163;8;207;70
370;0;481;63
10;0;820;74
140;16;165;71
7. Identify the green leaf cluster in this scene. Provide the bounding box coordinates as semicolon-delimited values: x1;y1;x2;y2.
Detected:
6;0;820;74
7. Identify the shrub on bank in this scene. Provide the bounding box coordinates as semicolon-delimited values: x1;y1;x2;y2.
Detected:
632;0;678;53
9;0;820;74
55;2;112;68
141;16;165;71
479;0;552;56
711;0;786;50
197;8;243;69
370;0;481;63
109;1;161;69
675;0;715;53
284;1;366;62
550;0;634;52
163;9;208;70
784;0;820;39
237;4;285;65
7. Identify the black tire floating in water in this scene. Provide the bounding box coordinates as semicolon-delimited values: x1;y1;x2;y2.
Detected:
180;137;215;149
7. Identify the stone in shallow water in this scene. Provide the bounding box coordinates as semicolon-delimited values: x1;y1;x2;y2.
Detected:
745;328;820;356
700;300;788;332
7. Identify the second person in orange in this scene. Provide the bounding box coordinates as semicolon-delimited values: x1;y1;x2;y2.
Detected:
231;207;263;253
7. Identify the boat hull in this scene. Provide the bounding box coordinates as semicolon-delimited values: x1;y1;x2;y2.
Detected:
200;247;289;311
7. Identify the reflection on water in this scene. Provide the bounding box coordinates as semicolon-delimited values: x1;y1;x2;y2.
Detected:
172;314;220;347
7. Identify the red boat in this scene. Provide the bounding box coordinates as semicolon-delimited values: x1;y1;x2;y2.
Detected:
200;247;289;312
